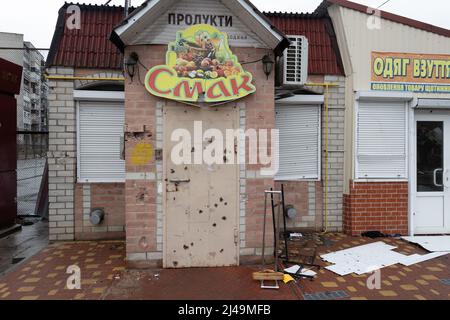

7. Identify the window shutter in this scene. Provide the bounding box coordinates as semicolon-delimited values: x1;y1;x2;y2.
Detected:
78;102;125;182
357;101;407;179
275;105;320;180
283;36;309;85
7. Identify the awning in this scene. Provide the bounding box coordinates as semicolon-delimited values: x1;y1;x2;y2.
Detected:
416;99;450;109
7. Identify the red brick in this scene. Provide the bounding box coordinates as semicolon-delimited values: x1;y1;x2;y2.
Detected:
343;181;408;236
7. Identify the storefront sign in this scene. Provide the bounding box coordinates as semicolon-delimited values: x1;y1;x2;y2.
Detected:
145;24;256;103
168;14;233;27
371;52;450;94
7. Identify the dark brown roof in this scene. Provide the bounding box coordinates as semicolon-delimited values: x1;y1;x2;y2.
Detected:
47;1;449;72
47;2;343;75
265;12;344;75
317;0;450;38
47;3;127;69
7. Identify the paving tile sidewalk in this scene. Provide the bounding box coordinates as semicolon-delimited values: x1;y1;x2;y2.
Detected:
0;234;448;300
301;234;450;300
0;241;126;300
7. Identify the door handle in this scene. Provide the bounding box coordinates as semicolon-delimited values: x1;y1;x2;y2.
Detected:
433;168;443;187
169;178;191;183
443;169;449;189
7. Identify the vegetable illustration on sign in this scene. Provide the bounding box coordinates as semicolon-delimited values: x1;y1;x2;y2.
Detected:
145;24;256;103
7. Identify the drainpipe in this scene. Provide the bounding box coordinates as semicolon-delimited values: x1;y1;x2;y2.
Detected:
124;0;130;17
304;82;340;234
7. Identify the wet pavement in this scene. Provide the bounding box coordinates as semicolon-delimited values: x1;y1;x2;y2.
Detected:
17;158;46;216
0;219;48;276
105;267;300;300
0;233;449;300
0;240;125;300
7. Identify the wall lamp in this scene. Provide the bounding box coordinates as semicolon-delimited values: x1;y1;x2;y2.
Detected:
262;54;274;79
124;52;139;78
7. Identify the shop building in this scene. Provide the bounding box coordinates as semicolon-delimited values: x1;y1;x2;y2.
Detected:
320;0;450;235
45;0;450;267
46;0;346;267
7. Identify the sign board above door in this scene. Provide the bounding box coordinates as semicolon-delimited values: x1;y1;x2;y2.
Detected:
371;52;450;94
124;0;267;48
145;24;256;104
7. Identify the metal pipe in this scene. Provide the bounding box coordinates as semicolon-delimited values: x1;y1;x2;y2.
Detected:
270;188;277;258
281;184;289;261
0;47;50;51
262;192;267;267
124;0;130;17
304;82;340;87
275;193;282;273
45;75;125;81
322;84;331;234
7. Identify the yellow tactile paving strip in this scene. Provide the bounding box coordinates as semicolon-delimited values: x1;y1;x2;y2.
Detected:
0;241;125;300
302;234;450;300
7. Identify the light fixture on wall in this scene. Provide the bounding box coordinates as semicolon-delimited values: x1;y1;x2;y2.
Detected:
262;54;274;80
124;52;139;78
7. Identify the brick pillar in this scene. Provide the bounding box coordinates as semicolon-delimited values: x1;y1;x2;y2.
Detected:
239;47;276;261
47;67;76;241
322;75;346;232
123;45;164;263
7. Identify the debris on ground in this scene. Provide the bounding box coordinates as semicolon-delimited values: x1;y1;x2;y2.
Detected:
361;231;385;238
283;274;295;284
321;241;449;276
402;236;450;252
284;265;317;277
252;270;284;281
278;231;324;269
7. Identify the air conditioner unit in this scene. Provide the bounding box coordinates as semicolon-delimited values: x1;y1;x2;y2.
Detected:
283;36;309;86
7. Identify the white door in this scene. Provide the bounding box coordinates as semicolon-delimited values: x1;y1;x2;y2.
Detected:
414;111;450;234
163;104;240;268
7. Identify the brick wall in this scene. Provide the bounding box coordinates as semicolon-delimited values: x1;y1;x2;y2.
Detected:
268;75;346;235
123;45;278;262
47;68;126;241
123;45;163;262
274;181;323;229
343;181;409;236
48;55;346;262
74;183;125;240
236;47;276;259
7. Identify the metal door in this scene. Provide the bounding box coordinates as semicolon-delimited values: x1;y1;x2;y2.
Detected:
414;111;450;234
163;104;239;268
0;95;17;172
0;94;18;228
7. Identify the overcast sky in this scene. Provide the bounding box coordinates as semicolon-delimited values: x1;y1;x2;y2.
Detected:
0;0;449;51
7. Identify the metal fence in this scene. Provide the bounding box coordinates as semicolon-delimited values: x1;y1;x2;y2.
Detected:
17;132;49;217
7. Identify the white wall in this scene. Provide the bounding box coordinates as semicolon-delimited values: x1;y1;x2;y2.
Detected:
328;5;450;189
329;5;450;100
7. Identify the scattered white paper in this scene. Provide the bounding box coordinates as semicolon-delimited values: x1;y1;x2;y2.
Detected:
402;236;450;252
398;252;448;266
321;241;449;276
284;265;317;277
289;233;303;239
284;265;301;274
